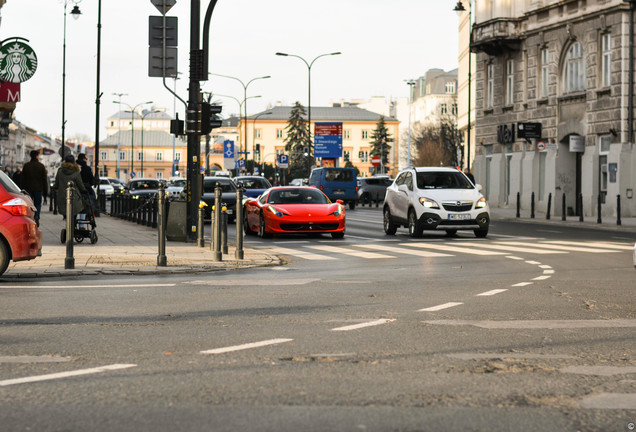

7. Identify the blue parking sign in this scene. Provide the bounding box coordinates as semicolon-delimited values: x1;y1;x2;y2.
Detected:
235;159;245;169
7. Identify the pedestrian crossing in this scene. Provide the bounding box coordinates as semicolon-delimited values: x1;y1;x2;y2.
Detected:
263;240;632;261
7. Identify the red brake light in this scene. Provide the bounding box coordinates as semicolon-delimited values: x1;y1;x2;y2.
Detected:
320;185;323;191
1;198;30;216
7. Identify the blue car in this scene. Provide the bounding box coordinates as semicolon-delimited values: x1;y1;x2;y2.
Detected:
233;176;272;198
308;167;358;209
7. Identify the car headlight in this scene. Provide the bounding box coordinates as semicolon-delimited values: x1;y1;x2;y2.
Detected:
476;197;487;208
419;197;440;209
267;205;284;217
331;204;345;217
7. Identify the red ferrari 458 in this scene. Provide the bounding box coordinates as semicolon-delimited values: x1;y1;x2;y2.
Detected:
244;187;346;239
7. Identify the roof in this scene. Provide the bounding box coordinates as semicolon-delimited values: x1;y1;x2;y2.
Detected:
246;106;398;122
100;130;186;147
107;110;173;121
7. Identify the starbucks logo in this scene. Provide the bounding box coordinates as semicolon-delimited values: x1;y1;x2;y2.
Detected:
0;41;38;83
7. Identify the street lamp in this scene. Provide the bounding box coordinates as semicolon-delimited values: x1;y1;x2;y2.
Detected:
61;0;82;156
251;111;272;169
141;109;160;177
275;51;341;158
112;93;127;179
405;79;416;168
454;0;472;171
113;100;153;179
208;73;271;157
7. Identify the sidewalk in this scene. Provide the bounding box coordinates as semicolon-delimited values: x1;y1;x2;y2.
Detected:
2;206;281;280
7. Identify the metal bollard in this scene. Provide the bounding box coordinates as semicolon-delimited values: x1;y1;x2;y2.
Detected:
197;203;205;248
597;194;602;224
562;193;566;221
546;193;552;220
579;193;584;222
157;184;167;266
516;192;520;218
531;192;535;218
213;183;222;261
617;194;622;226
65;182;75;269
235;187;244;260
221;210;228;255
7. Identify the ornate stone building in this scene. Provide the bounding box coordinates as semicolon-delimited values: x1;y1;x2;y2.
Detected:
471;0;635;218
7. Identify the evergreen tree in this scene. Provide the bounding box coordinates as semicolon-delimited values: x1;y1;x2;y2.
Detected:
284;102;313;179
369;116;392;175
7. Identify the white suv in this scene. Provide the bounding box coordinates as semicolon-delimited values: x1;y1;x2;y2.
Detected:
383;167;490;238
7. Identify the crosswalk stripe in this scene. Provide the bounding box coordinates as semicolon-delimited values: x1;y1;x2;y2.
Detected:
449;242;567;254
497;241;617;253
306;245;395;259
359;244;451;257
401;242;506;256
418;302;463;312
267;247;336;261
542;241;634;251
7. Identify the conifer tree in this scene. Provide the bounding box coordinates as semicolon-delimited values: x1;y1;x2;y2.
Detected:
369;116;392;175
284;102;313;179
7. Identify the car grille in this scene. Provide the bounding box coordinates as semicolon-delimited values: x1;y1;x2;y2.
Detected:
280;223;339;231
442;201;473;212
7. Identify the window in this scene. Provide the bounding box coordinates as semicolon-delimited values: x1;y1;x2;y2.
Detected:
110;121;114;127
506;59;514;105
486;63;494;108
156;152;163;161
119;151;126;161
343;151;351;162
137;152;143;161
441;104;448;115
175;152;181;161
362;130;369;139
541;48;550;98
601;33;612;88
563;42;586;93
276;129;283;139
100;151;107;161
451;103;458;115
255;129;261;139
599;135;610;204
344;130;350;140
156;172;163;179
445;81;456;94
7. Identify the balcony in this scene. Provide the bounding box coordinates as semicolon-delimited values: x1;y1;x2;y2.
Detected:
471;18;522;56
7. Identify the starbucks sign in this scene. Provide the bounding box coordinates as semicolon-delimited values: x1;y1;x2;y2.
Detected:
0;40;38;83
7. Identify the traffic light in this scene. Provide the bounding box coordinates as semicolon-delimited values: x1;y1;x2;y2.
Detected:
344;152;350;162
200;102;223;135
170;113;184;136
255;144;260;154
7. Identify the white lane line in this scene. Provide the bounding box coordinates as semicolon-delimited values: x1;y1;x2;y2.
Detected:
306;245;394;259
403;243;505;256
544;241;634;251
331;318;396;332
266;247;335;261
0;284;176;289
360;244;451;258
500;241;617;253
450;242;566;254
512;282;533;287
506;256;524;260
539;265;552;269
0;364;137;387
476;289;508;296
525;260;542;265
533;275;552;281
418;302;463;312
200;338;293;355
543;269;555;274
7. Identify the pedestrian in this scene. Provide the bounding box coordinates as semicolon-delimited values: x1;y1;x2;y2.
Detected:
54;154;87;218
76;153;96;211
464;168;475;184
21;150;48;225
12;166;21;188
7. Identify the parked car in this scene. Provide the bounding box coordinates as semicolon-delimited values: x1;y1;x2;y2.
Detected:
0;170;42;276
383;167;490;238
98;178;115;198
308;167;358;210
127;178;160;199
166;177;186;200
357;176;393;204
244;186;345;239
201;176;238;222
233;175;272;198
289;178;307;186
104;177;125;195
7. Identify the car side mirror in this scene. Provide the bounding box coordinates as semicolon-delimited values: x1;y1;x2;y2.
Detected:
336;199;344;204
476;184;483;192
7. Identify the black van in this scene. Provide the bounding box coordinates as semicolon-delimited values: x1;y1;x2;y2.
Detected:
308;167;358;209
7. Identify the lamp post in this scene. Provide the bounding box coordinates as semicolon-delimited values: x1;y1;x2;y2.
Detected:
112;93;127;179
251;111;272;169
454;0;472;171
275;51;341;156
209;73;270;157
405;79;416;168
113;100;153;179
61;0;82;156
140;109;160;178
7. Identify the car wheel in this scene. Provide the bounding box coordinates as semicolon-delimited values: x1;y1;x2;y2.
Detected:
244;211;255;235
0;240;10;277
474;228;488;238
445;229;458;236
348;201;356;210
331;231;345;239
408;210;422;238
258;212;272;239
383;207;397;235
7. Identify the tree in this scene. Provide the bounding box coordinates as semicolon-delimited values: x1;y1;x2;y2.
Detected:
412;115;462;167
369;116;392;175
284;102;313;179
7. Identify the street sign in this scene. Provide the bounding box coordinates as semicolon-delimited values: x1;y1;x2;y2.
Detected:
151;0;176;15
148;46;177;78
371;155;381;167
235;159;245;170
130;171;136;179
277;154;289;168
148;16;178;47
536;141;546;151
314;122;343;158
224;140;234;159
517;122;542;139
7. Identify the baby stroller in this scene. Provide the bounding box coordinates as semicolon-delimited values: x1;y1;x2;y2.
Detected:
60;194;98;244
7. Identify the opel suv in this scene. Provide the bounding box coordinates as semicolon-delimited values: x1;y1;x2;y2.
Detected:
383;167;490;238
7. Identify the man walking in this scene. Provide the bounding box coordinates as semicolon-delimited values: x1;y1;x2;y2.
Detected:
22;150;48;225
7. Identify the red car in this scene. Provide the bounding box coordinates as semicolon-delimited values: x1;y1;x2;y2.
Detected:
244;186;346;239
0;170;42;276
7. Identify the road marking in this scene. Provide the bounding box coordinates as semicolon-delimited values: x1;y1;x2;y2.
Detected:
539;265;552;269
476;289;508;296
401;243;504;256
543;241;634;251
200;338;293;355
0;364;137;387
359;244;451;257
506;256;524;260
418;302;463;312
532;275;552;281
331;318;396;332
525;260;542;265
0;284;177;289
306;245;394;259
421;319;636;329
266;247;335;261
450;242;566;254
500;241;617;253
578;393;636;409
512;282;533;287
543;269;555;274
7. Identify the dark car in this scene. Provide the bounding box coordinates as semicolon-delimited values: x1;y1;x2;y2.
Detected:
233;176;272;198
127;178;160;199
357;176;393;205
201;176;238;222
0;170;42;276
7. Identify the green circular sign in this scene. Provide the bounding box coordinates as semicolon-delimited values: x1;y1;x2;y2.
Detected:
0;41;38;83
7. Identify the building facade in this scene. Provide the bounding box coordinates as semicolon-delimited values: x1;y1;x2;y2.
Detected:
471;0;635;218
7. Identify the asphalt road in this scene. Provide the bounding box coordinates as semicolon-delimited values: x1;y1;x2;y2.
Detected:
1;208;635;432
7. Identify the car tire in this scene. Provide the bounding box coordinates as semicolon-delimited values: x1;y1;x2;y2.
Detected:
383;207;398;235
244;211;255;235
258;212;272;239
474;228;488;238
331;232;345;239
0;240;10;277
445;229;458;236
408;210;423;238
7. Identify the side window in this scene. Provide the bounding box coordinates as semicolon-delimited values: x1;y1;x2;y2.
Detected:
395;173;405;186
259;193;268;205
405;172;413;190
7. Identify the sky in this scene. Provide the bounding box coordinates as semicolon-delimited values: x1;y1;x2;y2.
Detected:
1;0;460;142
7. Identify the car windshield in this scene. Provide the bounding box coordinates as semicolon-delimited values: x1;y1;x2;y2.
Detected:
168;179;186;187
0;170;21;194
416;171;473;189
267;188;329;205
130;180;160;190
203;179;237;193
237;177;271;189
324;169;353;182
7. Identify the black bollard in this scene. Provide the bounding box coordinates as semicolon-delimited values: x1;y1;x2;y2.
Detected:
65;182;75;269
221;210;228;255
235;186;244;260
562;193;566;221
516;192;520;218
157;184;167;266
597;195;602;224
579;193;584;222
617;194;622;226
197;204;205;248
546;193;552;220
531;192;535;218
213;183;222;261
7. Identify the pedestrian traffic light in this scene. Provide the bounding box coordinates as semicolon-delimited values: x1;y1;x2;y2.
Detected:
344;152;349;162
199;102;223;135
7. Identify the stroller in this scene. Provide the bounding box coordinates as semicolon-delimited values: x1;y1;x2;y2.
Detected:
60;193;98;244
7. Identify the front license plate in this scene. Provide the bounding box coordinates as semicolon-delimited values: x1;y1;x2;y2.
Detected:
448;214;471;221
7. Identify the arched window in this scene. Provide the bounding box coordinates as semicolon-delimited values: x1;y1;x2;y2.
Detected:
563;42;586;93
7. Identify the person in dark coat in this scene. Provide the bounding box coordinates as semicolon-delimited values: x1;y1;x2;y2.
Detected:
464;168;475;184
76;153;96;210
54;154;87;217
22;150;48;223
11;167;21;188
